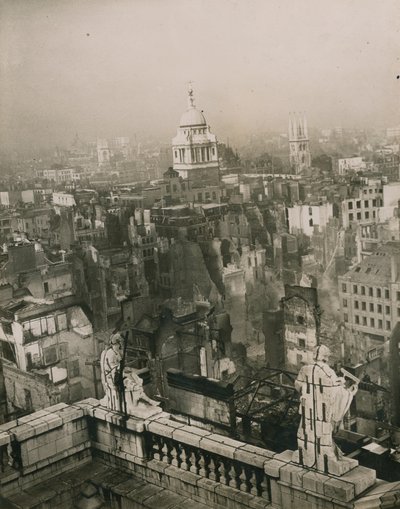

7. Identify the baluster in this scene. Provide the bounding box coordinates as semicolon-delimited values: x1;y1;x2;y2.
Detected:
161;439;171;465
0;445;7;472
198;451;209;477
260;473;270;501
208;455;217;481
217;458;228;485
228;462;239;489
189;449;200;475
170;441;180;467
239;466;250;493
249;469;260;496
180;446;189;471
152;436;162;461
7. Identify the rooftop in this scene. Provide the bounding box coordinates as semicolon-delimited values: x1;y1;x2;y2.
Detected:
0;294;79;321
344;241;400;284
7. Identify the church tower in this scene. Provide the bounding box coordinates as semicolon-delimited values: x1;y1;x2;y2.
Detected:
288;112;311;174
97;138;111;168
172;84;219;186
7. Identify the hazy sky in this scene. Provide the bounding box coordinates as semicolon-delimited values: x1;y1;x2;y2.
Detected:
1;0;399;152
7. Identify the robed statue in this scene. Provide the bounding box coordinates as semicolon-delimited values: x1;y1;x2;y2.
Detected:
292;345;359;475
100;332;160;417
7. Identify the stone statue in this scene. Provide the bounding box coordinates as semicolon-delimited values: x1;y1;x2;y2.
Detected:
292;345;359;475
100;332;161;417
124;367;160;413
100;333;123;411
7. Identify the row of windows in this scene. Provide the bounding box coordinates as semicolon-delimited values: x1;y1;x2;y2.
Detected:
344;313;391;329
343;299;392;314
166;183;187;194
348;199;379;210
348;211;376;222
341;283;397;300
197;191;218;202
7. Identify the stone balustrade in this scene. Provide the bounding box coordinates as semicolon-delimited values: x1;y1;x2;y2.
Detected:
1;399;400;509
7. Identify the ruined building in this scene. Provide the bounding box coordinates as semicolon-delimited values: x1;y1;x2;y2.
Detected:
281;285;321;372
72;244;148;331
0;293;98;417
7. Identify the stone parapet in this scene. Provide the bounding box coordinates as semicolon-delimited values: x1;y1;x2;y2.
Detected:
0;399;399;509
265;450;377;508
0;401;91;497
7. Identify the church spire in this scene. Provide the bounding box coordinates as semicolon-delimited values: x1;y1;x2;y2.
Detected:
187;81;196;109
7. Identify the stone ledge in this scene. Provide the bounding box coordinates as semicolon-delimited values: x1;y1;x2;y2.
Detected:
75;397;102;411
29;418;49;436
271;459;376;504
0;431;11;446
264;458;287;479
198;435;242;460
171;426;212;448
39;413;63;431
341;464;376;496
302;470;329;495
0;420;17;433
89;404;147;432
234;443;275;470
146;417;186;438
12;423;36;442
45;402;69;413
54;405;84;424
323;477;355;502
279;462;307;488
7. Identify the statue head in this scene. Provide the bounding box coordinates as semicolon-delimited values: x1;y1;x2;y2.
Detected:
109;333;123;351
313;345;331;363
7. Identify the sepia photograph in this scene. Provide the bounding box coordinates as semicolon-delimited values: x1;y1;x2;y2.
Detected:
0;0;399;507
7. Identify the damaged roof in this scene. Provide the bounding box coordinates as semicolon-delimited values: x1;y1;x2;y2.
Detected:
344;241;400;284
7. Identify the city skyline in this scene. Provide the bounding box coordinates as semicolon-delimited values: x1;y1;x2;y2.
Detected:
1;0;399;153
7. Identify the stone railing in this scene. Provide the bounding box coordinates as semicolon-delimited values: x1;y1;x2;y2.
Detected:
150;433;269;498
1;399;400;509
147;420;271;501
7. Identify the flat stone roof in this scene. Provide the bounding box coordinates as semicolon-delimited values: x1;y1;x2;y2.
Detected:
2;461;209;509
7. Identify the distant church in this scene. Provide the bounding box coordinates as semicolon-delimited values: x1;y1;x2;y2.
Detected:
172;84;220;186
288;112;311;174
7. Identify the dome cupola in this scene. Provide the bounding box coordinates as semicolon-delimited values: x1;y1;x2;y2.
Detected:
179;83;207;127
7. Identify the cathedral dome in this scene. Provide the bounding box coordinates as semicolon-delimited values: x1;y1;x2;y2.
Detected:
179;107;207;127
